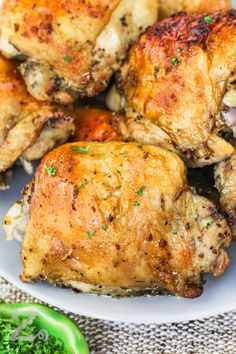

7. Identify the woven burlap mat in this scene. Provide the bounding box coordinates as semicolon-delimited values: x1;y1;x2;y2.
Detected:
1;276;236;353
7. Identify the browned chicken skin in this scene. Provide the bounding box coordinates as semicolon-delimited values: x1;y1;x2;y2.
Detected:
0;54;74;179
4;142;231;298
72;108;236;237
159;0;231;19
108;10;236;167
0;0;158;103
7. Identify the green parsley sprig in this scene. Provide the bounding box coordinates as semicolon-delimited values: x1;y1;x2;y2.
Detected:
86;229;96;239
79;179;88;189
44;165;57;177
64;55;73;63
136;186;146;197
0;314;65;353
170;57;179;66
204;15;215;24
72;145;91;153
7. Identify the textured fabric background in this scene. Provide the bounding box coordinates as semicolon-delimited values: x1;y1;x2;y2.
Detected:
1;276;236;353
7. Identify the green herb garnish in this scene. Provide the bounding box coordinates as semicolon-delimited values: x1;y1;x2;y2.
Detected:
172;230;178;235
136;185;146;197
205;221;213;229
64;55;73;63
86;229;96;239
72;145;91;153
204;15;215;24
44;165;57;177
170;57;179;66
120;15;127;26
134;201;140;207
0;313;65;353
102;225;107;232
177;48;182;53
154;66;160;71
80;178;88;189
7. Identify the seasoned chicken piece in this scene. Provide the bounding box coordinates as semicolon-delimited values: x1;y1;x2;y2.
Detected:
108;11;236;167
74;107;122;142
159;0;230;19
0;0;158;104
0;55;74;178
215;151;236;236
4;142;231;298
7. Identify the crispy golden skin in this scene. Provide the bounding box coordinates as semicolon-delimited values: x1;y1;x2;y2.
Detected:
0;55;74;175
215;151;236;236
159;0;231;19
113;11;236;167
20;142;231;298
0;0;158;103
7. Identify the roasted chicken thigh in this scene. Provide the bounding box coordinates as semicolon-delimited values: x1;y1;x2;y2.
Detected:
108;10;236;167
4;142;231;298
0;54;74;180
0;0;158;104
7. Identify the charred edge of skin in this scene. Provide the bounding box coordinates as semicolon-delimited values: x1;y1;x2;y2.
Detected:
21;264;203;298
20;277;203;298
56;283;174;298
146;10;236;51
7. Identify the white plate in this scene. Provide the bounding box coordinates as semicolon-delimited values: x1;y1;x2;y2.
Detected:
1;3;236;323
1;167;236;324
